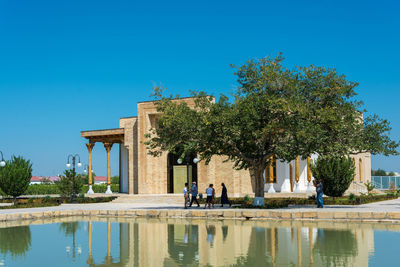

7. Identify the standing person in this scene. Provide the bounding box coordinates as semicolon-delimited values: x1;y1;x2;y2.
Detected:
313;178;324;208
183;182;189;209
204;184;213;209
220;183;231;207
211;184;216;208
189;181;200;207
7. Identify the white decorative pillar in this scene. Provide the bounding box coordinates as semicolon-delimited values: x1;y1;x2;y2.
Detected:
280;162;291;192
306;156;314;193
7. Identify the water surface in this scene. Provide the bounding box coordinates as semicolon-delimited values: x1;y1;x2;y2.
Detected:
0;217;399;266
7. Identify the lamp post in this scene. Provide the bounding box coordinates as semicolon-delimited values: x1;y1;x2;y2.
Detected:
0;151;5;167
66;154;82;172
66;154;82;200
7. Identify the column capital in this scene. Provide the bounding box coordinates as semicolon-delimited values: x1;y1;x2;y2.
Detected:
103;142;113;152
86;143;95;152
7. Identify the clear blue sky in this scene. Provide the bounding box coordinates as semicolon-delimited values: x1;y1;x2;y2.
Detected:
0;0;399;176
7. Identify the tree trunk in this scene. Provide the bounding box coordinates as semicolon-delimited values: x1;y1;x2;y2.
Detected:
250;165;265;206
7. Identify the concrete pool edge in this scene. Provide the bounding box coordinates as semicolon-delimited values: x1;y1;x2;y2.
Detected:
2;209;400;223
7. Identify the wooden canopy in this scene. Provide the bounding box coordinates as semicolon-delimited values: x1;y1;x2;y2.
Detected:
81;128;124;144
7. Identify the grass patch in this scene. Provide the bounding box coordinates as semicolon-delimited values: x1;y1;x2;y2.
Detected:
196;193;399;209
0;196;117;209
24;184;120;195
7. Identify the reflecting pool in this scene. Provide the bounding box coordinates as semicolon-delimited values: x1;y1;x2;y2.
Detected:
0;217;399;266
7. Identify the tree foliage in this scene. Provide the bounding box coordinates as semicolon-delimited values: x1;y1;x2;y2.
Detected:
0;226;31;259
0;156;32;200
310;156;355;197
145;54;399;202
56;169;82;200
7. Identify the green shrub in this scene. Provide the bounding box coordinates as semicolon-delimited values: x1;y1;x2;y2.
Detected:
364;181;375;195
0;156;32;201
310;155;355;197
348;193;356;201
25;184;60;195
243;195;251;202
56;169;83;200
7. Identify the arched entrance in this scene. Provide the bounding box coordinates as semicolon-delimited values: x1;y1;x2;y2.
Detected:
167;153;198;193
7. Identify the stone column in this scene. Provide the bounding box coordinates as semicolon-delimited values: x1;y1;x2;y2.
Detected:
271;227;276;264
104;142;113;194
294;156;301;193
309;227;314;267
289;163;293;192
86;143;95;194
87;221;93;264
306;157;314;192
267;155;276;193
297;228;302;267
106;220;111;263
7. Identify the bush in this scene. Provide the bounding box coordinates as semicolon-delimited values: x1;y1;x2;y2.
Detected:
56;169;83;200
310;155;355;197
25;184;60;195
0;156;32;201
364;181;375;195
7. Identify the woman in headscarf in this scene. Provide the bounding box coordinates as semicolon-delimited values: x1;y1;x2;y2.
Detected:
220;183;231;207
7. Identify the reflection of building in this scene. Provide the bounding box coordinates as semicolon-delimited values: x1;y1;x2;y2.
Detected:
81;98;371;195
84;219;375;267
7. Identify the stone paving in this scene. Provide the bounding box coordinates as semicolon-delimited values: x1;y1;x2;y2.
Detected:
2;196;400;223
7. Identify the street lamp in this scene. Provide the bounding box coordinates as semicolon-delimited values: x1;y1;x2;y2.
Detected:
83;164;89;173
177;155;199;185
0;150;5;167
66;154;82;172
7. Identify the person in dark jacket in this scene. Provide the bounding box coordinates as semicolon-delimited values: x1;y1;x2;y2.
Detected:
313;178;324;208
220;183;231;207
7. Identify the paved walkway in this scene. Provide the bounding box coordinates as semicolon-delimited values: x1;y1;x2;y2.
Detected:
1;197;400;215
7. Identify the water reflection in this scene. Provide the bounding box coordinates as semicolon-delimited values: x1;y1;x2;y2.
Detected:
0;226;31;259
0;217;393;266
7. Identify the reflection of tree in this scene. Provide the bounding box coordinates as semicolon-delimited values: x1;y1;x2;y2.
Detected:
166;224;198;266
313;229;358;266
0;226;31;259
59;222;82;259
232;227;270;266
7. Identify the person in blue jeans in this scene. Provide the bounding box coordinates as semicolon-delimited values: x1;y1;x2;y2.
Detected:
189;181;200;207
313;178;324;208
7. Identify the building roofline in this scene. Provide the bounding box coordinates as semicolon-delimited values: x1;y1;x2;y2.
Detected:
137;95;214;104
80;128;123;134
120;116;138;119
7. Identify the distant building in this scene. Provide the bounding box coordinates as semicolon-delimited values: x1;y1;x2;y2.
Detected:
81;98;371;196
30;176;60;185
93;176;107;184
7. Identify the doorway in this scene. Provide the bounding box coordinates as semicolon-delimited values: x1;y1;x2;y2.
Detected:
167;153;198;193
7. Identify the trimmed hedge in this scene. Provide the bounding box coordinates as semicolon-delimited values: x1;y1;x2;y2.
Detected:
23;184;120;195
0;196;117;208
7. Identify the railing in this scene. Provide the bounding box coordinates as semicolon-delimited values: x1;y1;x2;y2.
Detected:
371;176;400;190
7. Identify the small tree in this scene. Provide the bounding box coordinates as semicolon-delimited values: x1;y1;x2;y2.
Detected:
373;169;388;176
310;156;355;197
364;181;375;195
0;156;32;202
56;169;82;201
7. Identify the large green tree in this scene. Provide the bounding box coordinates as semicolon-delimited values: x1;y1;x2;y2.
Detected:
0;156;32;201
145;55;398;205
